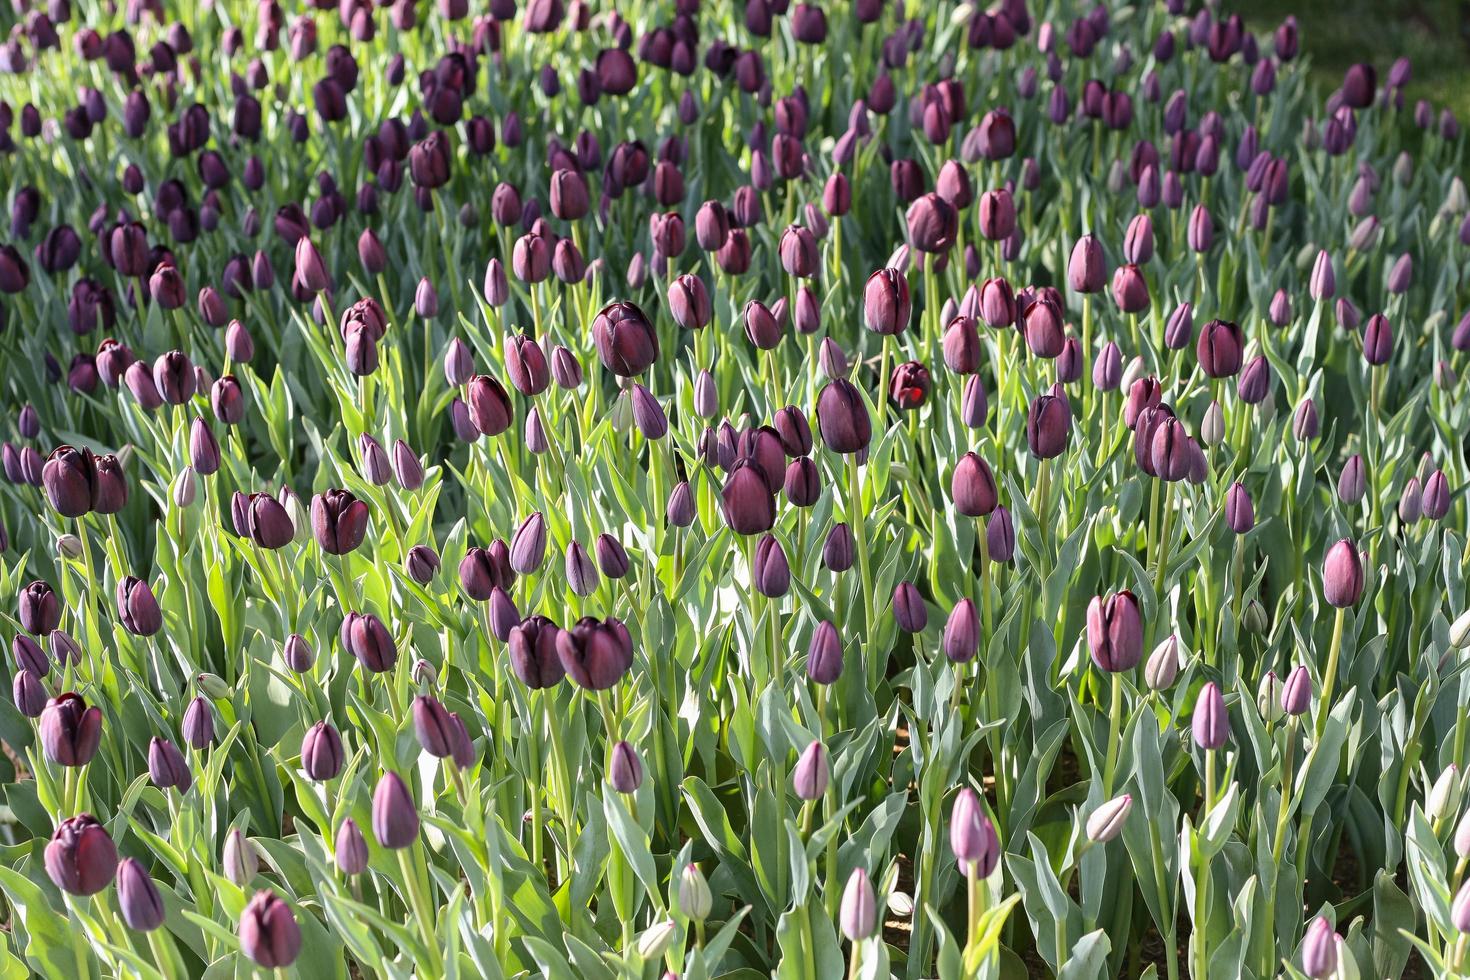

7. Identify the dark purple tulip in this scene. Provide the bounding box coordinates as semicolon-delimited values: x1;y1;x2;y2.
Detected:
951;452;998;517
1068;236;1105;293
722;460;776;534
459;545;514;600
987;507;1015;562
609;741;643;793
1423;471;1451;521
752;534;791;598
19;580;61;635
1111;264;1150;314
43;445;98;517
864;268;911;335
510;512;547;574
412;695;457;758
893;581;928;633
116;859;166;932
977;189;1015;241
1363;313;1393;365
311;489;369;555
889;361;931;410
116;577;161;636
342;611;398;672
301;721;344;780
556;617;633;690
1341;63;1376;109
1196;319;1244;378
1026;393;1070;459
592;301;659;376
405;545;440;586
13;671;45;717
239;890;302;969
906;194;957;253
816;379;872;454
807;621;843;684
823;524;855;572
40;691;102;766
181;696;214;749
44;814;117;897
465;374;514;438
148;736;191;791
1225;482;1255;533
509;616;565;689
778;224;820;276
1086;591;1143;672
942;599;980;663
1237;356;1271;404
1281;665;1312;716
371;771;420;848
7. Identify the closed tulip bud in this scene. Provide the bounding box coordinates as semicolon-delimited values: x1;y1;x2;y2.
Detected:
116;576;161;636
13;670;45;717
1068;235;1105;293
116;859;165;932
1362;313;1393;365
557;617;633;690
1323;538;1364;607
223;829;259;886
301;720;344;780
943;599;980;663
372;771;420;848
335;819;368;875
1301;916;1338;978
19;580;61;635
44;814;117;897
311;489;369;555
443;338;474;387
823;523;855;572
752;535;790;598
411;695;457;758
609;740;643;793
1086;794;1133;842
1293;399;1320;442
905;194;957;253
189;418;221;476
977;189;1016;241
863;267;910;335
951;452;998;517
1452;610;1470;650
595;534;630;580
667;274;712;331
1281;665;1312;715
509;616;564;689
986;506;1016;562
1429;765;1461;823
181;695;214;749
282;633;315;673
960;376;990;428
1422;470;1451;521
1452;880;1470;933
563;540;600;596
629;384;668;439
1196;320;1244;378
1111;264;1150;314
840;868;877;941
342;611;398;672
1087;591;1143;672
893;581;928;633
40;691;102;766
1144;636;1181;691
1225;482;1254;533
1192;681;1228;749
1093;343;1123;391
592;301;659;376
950;788;999;876
1338;456;1367;504
1022;297;1065;357
793;740;829;800
43;445;98;517
239;891;302;969
1237;356;1271;404
941;316;982;375
1026;393;1070;459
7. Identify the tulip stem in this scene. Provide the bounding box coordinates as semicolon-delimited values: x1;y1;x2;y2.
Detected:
1153;482;1175;603
1317;607;1347;739
1102;673;1123;798
846;453;876;659
147;928;178;980
965;861;987;965
398;846;442;974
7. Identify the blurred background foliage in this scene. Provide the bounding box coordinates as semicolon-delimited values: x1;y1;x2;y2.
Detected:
1237;0;1470;124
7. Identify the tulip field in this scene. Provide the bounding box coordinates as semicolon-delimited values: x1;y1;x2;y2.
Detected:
4;0;1470;976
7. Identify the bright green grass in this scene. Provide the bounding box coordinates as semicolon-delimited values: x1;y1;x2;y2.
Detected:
1234;0;1470;125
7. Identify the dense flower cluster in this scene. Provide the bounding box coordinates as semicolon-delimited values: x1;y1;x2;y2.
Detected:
0;0;1467;976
